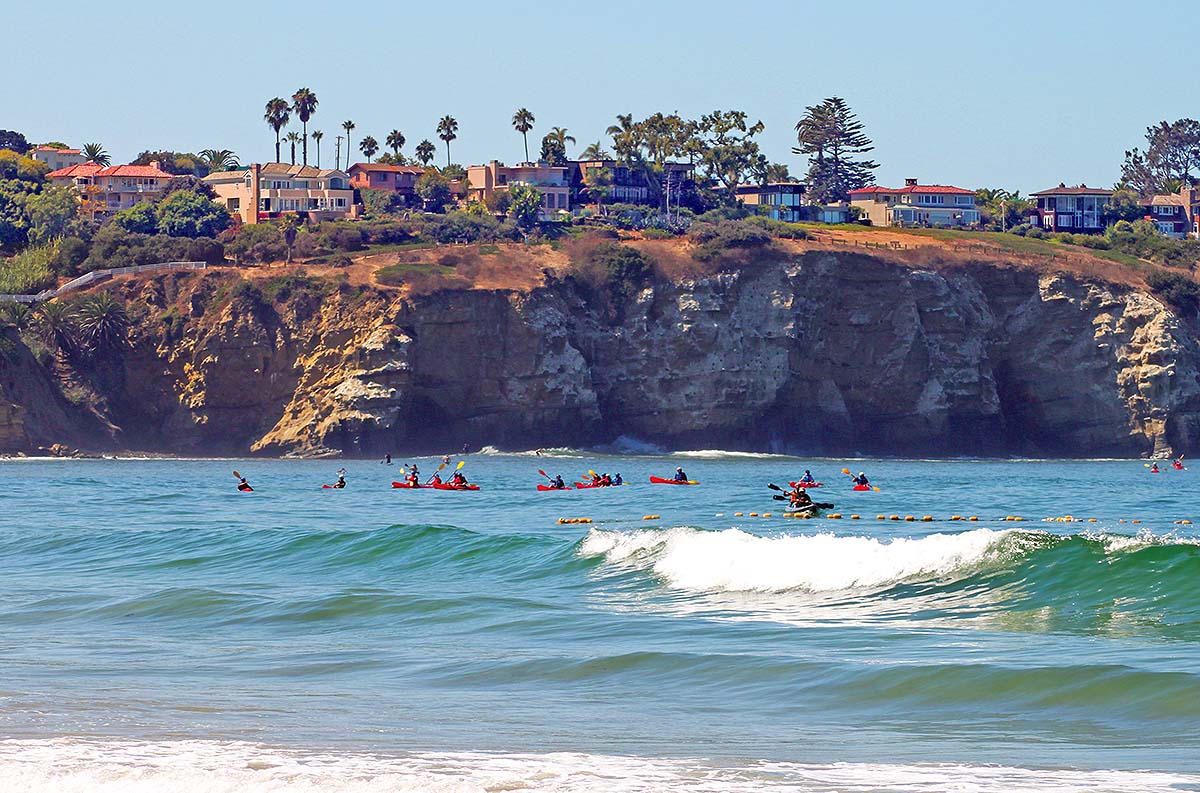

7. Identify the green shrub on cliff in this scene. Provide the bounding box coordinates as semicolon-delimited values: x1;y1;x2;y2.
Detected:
688;219;773;261
0;240;57;294
1146;269;1200;316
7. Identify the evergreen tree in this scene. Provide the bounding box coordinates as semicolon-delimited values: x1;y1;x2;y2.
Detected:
1120;119;1200;196
793;97;879;204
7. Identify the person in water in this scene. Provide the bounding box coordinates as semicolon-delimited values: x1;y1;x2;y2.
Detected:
552;475;566;489
799;470;816;485
852;471;870;486
442;454;451;465
613;473;623;486
673;467;688;482
382;453;392;465
237;476;252;492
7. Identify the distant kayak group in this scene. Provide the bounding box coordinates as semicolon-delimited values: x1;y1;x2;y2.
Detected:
1147;457;1186;474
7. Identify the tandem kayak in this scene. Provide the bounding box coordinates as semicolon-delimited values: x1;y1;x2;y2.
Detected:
433;483;480;491
788;481;823;488
392;481;435;489
649;476;699;485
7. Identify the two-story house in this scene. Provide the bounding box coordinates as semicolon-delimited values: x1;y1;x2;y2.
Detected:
467;161;570;220
848;179;980;227
1030;184;1113;233
203;163;355;224
29;145;85;172
569;160;695;209
1138;190;1197;238
47;161;174;215
348;163;424;207
735;182;807;222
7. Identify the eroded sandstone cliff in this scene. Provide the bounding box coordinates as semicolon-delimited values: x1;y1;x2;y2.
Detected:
2;249;1197;457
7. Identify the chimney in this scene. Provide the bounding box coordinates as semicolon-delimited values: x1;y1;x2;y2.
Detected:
150;160;161;171
905;178;918;187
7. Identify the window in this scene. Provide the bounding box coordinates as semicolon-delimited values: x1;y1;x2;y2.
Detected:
228;198;240;211
1058;196;1076;212
955;195;973;205
335;198;346;208
557;193;567;208
1058;214;1073;228
920;194;945;205
1155;205;1175;216
1157;221;1175;234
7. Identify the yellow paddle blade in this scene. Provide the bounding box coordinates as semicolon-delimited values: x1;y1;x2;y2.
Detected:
872;486;881;492
841;468;851;475
588;470;598;479
456;460;466;470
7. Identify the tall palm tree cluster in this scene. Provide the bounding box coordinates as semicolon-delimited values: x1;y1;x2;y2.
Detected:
14;293;132;359
263;88;321;167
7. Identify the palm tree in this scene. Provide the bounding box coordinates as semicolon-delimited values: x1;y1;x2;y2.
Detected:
285;132;302;165
1;302;32;331
547;126;576;153
198;149;239;171
311;130;324;167
292;88;318;165
606;113;639;164
280;213;301;264
264;98;291;163
386;129;406;156
511;108;535;162
36;301;76;355
580;141;611;161
81;142;110;166
341;120;356;166
437;116;458;168
415;139;436;167
74;292;130;354
359;135;379;162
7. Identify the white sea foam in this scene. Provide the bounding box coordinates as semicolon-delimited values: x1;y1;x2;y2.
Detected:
0;738;1192;792
581;526;1022;593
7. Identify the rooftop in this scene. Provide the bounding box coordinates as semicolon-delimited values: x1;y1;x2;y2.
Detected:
1032;183;1114;197
47;162;173;179
348;163;424;174
849;184;974;196
33;146;81;154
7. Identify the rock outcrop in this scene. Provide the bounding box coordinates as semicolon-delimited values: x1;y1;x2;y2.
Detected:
2;249;1198;457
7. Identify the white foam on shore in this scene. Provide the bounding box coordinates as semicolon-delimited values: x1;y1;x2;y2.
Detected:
581;526;1022;593
0;738;1192;792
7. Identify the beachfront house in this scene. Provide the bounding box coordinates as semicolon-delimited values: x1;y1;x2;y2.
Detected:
1030;184;1113;234
1137;188;1200;238
29;145;86;172
849;179;980;227
467;161;570;220
348;163;424;207
735;182;807;222
203;163;355;224
47;160;174;216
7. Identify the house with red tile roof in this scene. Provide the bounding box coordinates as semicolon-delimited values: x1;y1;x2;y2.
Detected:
29;146;85;172
1029;184;1113;234
203;163;355;224
47;160;174;216
849;179;979;227
347;163;424;207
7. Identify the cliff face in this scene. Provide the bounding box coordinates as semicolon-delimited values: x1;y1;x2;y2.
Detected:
2;250;1198;458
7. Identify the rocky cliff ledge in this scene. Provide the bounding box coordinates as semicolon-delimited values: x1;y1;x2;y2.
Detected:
2;248;1198;458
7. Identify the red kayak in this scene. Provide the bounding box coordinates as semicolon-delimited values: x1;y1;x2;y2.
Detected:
392;481;435;489
322;485;346;489
537;484;572;491
852;484;871;491
433;483;480;491
788;481;823;488
649;476;699;485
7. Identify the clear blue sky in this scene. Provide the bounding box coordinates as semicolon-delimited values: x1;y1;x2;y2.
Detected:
5;0;1197;194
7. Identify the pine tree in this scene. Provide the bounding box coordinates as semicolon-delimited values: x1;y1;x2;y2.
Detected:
793;97;879;204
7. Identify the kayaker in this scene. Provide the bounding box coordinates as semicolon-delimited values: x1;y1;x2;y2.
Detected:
410;463;420;480
429;472;443;485
591;473;603;486
673;467;688;482
442;455;451;465
1150;462;1160;473
237;476;252;492
552;475;566;489
799;470;816;485
333;473;346;489
1174;456;1186;470
382;453;392;465
852;472;870;486
789;487;813;510
613;473;623;486
601;473;612;487
450;471;468;487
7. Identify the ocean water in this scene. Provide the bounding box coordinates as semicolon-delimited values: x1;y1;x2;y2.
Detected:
1;454;1198;791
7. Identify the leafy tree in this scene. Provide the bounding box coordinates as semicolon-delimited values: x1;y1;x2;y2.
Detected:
437;116;459;167
539;135;567;166
0;239;57;294
285;132;302;165
761;163;791;183
310;130;324;167
112;201;159;234
292;88;318;165
512;108;535;161
159;175;217;201
416;170;452;213
580;141;611;160
793;97;879;204
442;164;467;180
156;190;231;238
1106;185;1146;222
360;187;402;216
695;110;768;206
0;179;37;250
386;129;406;156
74;291;130;353
132;151;208;176
359;135;379;162
1120;119;1200;196
23;187;83;245
280;213;301;264
415;140;436;166
0;150;50;182
974;188;1032;231
0;130;31;154
81;142;110;166
508;184;544;230
582;166;613;214
341;120;355;167
483;188;512;215
198;149;239;171
265;98;291;163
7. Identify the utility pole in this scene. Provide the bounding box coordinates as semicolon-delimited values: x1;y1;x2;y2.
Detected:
335;136;343;171
1000;198;1007;232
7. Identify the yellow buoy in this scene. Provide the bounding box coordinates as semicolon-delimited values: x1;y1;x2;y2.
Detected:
734;512;744;517
850;515;860;520
749;512;759;517
969;516;978;521
1132;519;1142;524
889;515;900;521
762;513;772;518
1087;518;1097;523
877;515;886;520
829;513;842;519
951;515;962;521
904;515;915;522
1182;519;1193;525
922;516;933;522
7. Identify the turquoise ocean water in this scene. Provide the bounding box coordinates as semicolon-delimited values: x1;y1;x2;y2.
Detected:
1;452;1198;791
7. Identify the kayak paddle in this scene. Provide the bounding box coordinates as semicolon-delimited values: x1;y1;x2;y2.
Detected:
766;483;785;492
